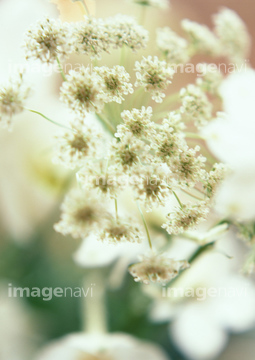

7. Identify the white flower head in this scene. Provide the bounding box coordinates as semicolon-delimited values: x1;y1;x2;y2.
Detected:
131;164;173;210
204;163;227;199
135;56;175;102
94;65;133;104
0;72;30;129
110;133;151;172
116;106;155;139
181;19;220;56
180;84;213;128
72;16;111;59
213;8;251;65
97;216;144;244
77;163;123;199
161;111;186;133
54;189;108;239
53;124;101;169
162;201;209;235
196;63;223;95
171;145;206;186
23;17;73;64
157;27;190;64
107;14;149;52
129;252;189;285
60;66;104;114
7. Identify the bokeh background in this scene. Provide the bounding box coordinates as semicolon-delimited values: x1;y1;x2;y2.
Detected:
0;0;255;359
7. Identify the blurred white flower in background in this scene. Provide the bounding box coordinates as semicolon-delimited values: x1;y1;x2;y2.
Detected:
36;332;170;360
150;233;255;360
203;69;255;221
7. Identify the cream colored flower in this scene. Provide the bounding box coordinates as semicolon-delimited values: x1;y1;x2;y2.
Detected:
60;66;104;114
54;189;108;239
162;201;209;235
23;17;73;64
213;8;251;65
0;72;30;129
129;252;189;285
196;63;223;95
157;27;189;64
181;19;220;56
135;56;175;103
94;66;133;104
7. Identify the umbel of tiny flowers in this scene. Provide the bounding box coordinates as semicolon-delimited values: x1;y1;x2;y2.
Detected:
129;252;190;285
162;201;209;235
213;8;251;66
54;189;109;239
180;84;213;128
131;164;173;211
105;14;149;52
181;19;220;56
203;163;227;199
115;106;155;139
156;27;190;65
94;66;133;104
0;72;31;129
23;17;73;64
72;16;112;59
60;66;104;114
77;163;123;199
97;216;144;244
135;56;175;103
53;123;102;169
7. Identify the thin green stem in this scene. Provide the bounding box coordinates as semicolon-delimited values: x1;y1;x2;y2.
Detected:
173;191;183;209
115;198;118;221
96;113;116;135
56;57;67;82
25;108;71;130
180;188;205;201
139;5;147;25
136;201;153;250
78;0;90;16
185;132;206;140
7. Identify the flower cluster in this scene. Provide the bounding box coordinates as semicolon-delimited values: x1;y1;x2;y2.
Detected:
162;201;209;235
135;56;175;102
180;84;213;128
213;8;251;65
156;27;190;65
23;17;73;64
0;72;30;129
181;19;220;56
196;63;223;95
129;253;190;285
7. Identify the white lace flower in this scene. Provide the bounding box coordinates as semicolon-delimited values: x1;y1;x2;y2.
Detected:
181;19;220;56
53;124;101;169
196;63;223;95
54;189;108;239
116;106;155;139
131;164;172;210
77;163;123;199
129;252;189;285
157;27;190;64
161;111;186;133
0;72;30;129
180;84;213;128
97;217;143;244
72;16;111;59
213;8;251;65
60;66;104;114
171;145;206;185
23;17;73;64
162;201;209;235
203;163;227;199
107;14;149;52
135;56;175;102
110;133;151;172
94;66;133;104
